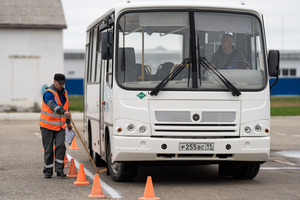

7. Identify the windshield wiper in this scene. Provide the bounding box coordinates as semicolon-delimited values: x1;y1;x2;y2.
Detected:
199;57;241;96
150;58;191;96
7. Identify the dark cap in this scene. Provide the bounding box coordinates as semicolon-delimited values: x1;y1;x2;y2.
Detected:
54;73;65;84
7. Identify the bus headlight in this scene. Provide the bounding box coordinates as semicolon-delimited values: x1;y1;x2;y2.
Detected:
127;124;135;132
255;125;262;132
241;120;270;137
139;126;146;133
245;126;251;134
114;119;151;136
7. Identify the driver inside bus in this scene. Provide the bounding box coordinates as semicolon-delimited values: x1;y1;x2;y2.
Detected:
210;34;250;69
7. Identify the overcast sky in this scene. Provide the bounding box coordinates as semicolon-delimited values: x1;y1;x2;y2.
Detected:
61;0;300;50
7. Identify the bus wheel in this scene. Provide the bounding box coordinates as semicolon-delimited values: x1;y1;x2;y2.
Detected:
231;162;260;179
106;140;137;182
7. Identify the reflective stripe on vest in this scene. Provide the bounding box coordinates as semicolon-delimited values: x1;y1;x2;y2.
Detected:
40;118;66;126
41;110;62;118
39;89;69;131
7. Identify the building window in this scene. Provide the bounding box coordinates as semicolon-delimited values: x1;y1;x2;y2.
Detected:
290;69;296;76
280;68;297;77
282;69;289;76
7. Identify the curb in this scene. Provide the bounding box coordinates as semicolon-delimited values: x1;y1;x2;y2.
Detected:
0;112;83;121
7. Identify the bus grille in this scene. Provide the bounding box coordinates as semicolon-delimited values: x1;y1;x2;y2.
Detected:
152;123;238;137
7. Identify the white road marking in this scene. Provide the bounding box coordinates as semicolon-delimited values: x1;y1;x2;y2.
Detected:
276;151;300;159
294;135;300;137
66;154;122;199
274;160;296;166
261;167;300;170
277;132;286;136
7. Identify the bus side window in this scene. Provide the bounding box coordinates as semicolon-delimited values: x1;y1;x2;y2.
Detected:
95;31;102;83
105;30;113;87
87;31;93;84
85;44;90;84
90;28;98;83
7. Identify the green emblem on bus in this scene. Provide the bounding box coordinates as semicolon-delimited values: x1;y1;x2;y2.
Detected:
137;92;146;99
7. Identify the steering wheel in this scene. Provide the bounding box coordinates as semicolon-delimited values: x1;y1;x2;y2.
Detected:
226;61;251;69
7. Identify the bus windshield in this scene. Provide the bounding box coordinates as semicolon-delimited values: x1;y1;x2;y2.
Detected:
117;11;266;91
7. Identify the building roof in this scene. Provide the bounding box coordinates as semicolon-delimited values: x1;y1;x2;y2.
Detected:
280;50;300;60
0;0;67;29
64;49;85;59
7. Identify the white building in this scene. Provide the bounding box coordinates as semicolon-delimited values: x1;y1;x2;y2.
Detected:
0;0;67;112
279;50;300;77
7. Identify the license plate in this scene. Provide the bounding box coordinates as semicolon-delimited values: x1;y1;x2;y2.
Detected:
179;143;214;151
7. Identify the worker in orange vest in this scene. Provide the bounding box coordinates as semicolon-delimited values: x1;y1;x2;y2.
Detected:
39;73;72;179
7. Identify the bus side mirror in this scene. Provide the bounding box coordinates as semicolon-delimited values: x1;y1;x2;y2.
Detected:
268;50;280;77
101;32;113;60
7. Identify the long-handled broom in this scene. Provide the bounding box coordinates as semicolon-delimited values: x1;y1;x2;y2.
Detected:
71;118;102;173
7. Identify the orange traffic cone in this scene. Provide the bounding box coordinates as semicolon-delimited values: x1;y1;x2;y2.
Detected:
88;174;106;199
64;161;69;168
41;148;44;152
64;155;70;163
69;137;79;150
138;176;160;200
74;164;90;185
67;158;77;178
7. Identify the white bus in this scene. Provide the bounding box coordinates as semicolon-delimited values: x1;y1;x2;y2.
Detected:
83;1;279;182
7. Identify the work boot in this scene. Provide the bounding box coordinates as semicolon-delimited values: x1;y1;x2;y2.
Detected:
44;173;52;179
57;171;67;178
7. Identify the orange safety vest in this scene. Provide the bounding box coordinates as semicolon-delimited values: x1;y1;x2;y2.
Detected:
39;89;69;131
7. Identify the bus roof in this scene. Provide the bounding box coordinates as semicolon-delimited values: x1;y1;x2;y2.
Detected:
86;1;262;31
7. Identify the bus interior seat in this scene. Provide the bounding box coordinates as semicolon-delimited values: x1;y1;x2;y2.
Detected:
135;63;151;81
118;47;139;82
153;62;174;81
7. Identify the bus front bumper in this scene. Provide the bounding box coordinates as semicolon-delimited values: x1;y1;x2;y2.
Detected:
111;136;270;162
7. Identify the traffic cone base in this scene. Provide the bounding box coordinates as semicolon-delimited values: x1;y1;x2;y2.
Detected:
88;174;106;199
88;194;106;199
138;176;160;200
67;174;77;178
74;180;90;185
74;164;90;185
67;158;77;178
138;197;160;200
68;174;77;178
69;137;79;150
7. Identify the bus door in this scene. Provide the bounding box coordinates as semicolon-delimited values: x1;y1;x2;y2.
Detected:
99;28;114;157
86;27;101;156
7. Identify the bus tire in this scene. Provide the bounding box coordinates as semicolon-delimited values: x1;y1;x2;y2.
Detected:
218;162;233;177
106;139;137;182
231;162;260;179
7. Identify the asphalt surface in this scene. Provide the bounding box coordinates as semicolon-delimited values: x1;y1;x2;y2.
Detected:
0;117;299;200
